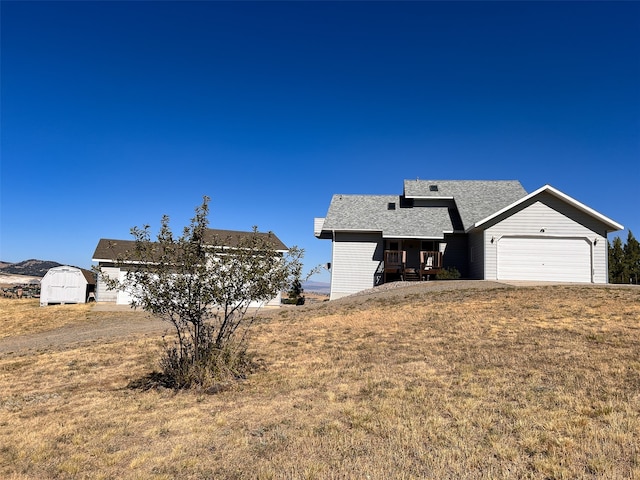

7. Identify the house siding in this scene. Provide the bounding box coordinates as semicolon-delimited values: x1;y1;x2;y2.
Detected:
330;232;383;300
482;194;609;283
98;265;283;306
441;234;469;277
468;231;485;279
96;266;120;302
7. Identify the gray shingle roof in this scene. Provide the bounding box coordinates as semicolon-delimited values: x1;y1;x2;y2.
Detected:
320;180;527;237
321;195;453;238
404;180;526;230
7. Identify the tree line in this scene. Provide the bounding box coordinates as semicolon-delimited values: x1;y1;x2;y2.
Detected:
609;231;640;284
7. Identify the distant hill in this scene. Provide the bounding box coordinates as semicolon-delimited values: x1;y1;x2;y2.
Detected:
0;259;63;277
303;281;330;295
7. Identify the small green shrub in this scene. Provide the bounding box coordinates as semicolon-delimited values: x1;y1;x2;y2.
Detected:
282;296;305;305
435;267;461;280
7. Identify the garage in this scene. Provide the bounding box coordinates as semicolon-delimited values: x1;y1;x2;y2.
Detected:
497;236;592;282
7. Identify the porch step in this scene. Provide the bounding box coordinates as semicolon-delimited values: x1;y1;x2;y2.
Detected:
404;268;420;282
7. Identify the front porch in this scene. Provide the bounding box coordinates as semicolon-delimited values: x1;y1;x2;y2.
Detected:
377;248;444;284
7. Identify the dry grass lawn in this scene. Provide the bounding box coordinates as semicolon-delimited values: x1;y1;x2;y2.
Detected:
1;284;639;479
0;301;93;339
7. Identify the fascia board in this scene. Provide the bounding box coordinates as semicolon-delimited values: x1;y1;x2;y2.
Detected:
467;184;624;232
404;196;455;200
92;257;142;264
92;258;150;266
382;234;446;239
327;228;382;233
383;235;421;239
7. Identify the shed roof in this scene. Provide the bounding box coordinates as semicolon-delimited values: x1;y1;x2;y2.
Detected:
79;268;97;284
45;265;96;285
92;228;288;261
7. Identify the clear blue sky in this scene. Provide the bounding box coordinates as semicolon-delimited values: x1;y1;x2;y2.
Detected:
1;1;638;283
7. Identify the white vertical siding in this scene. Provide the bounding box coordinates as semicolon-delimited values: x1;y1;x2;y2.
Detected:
593;235;608;284
483;195;608;283
263;292;282;308
330;232;382;300
97;265;284;306
40;267;88;306
96;267;120;302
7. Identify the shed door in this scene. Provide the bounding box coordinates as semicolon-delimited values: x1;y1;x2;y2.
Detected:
497;237;592;282
47;269;83;303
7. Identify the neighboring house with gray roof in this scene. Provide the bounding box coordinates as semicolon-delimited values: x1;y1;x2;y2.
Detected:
315;180;623;300
92;229;288;306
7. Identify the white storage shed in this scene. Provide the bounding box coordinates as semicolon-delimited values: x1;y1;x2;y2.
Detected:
40;266;96;306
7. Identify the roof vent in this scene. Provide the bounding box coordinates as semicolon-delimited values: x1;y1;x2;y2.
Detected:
388;202;396;210
429;185;438;192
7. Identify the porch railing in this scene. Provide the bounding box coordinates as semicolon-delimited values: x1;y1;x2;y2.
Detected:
382;250;444;283
383;250;406;283
420;250;443;280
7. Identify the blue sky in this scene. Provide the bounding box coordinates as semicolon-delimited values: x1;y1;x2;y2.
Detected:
1;1;638;283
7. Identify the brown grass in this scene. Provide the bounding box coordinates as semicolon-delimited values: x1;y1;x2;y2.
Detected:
1;285;639;479
0;299;93;339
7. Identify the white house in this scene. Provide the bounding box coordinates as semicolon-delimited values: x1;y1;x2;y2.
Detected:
315;180;623;300
92;228;288;307
40;265;96;306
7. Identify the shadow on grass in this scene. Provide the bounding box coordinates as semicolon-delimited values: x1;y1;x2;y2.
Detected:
126;370;249;394
127;371;177;391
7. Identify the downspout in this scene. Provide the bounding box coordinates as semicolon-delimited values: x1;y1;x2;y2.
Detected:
591;237;595;284
604;230;609;284
331;230;336;300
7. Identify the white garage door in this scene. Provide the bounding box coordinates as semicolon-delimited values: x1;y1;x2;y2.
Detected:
497;237;592;282
116;270;140;305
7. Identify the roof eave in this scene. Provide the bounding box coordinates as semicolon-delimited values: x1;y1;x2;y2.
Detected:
382;233;447;239
403;195;455;200
323;228;382;234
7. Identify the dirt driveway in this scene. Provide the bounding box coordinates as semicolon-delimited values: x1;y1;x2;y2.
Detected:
1;280;627;356
0;306;168;356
